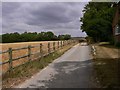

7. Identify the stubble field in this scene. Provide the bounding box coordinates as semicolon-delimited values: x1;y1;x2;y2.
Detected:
0;41;64;73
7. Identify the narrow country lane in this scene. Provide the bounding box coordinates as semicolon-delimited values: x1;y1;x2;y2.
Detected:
15;43;98;88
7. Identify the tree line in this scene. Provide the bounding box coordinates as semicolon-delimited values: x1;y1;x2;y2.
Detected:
80;2;116;43
1;31;71;43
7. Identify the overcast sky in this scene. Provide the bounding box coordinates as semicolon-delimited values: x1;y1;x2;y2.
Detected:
2;2;88;37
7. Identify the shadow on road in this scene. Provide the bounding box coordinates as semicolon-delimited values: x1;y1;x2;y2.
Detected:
34;59;99;88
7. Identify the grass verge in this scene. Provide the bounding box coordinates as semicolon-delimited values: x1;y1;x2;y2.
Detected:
98;42;120;49
92;43;120;88
2;43;76;88
93;58;120;88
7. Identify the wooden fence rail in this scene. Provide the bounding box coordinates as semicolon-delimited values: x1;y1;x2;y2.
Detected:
0;40;78;74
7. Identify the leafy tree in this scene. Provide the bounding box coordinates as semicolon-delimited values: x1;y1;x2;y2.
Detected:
58;34;71;40
63;34;71;40
58;35;64;40
44;31;55;40
80;2;116;42
2;31;71;43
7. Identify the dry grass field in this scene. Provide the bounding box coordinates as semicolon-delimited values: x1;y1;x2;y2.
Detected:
0;41;65;73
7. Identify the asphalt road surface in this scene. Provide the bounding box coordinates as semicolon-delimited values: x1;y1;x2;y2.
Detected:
16;43;98;88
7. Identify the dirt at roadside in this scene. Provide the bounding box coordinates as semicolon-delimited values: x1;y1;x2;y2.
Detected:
94;45;119;59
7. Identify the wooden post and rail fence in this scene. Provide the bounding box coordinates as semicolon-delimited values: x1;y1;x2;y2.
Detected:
0;40;78;74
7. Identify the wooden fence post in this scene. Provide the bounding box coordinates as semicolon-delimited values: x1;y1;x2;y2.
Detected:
48;42;50;54
53;42;55;51
63;41;64;46
67;40;69;45
68;40;69;45
8;48;13;72
64;41;65;46
61;41;62;48
58;41;59;49
28;45;31;61
40;43;43;57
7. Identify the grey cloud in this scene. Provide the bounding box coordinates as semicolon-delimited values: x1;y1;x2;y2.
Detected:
2;2;21;17
44;19;80;30
2;2;87;37
27;3;73;25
